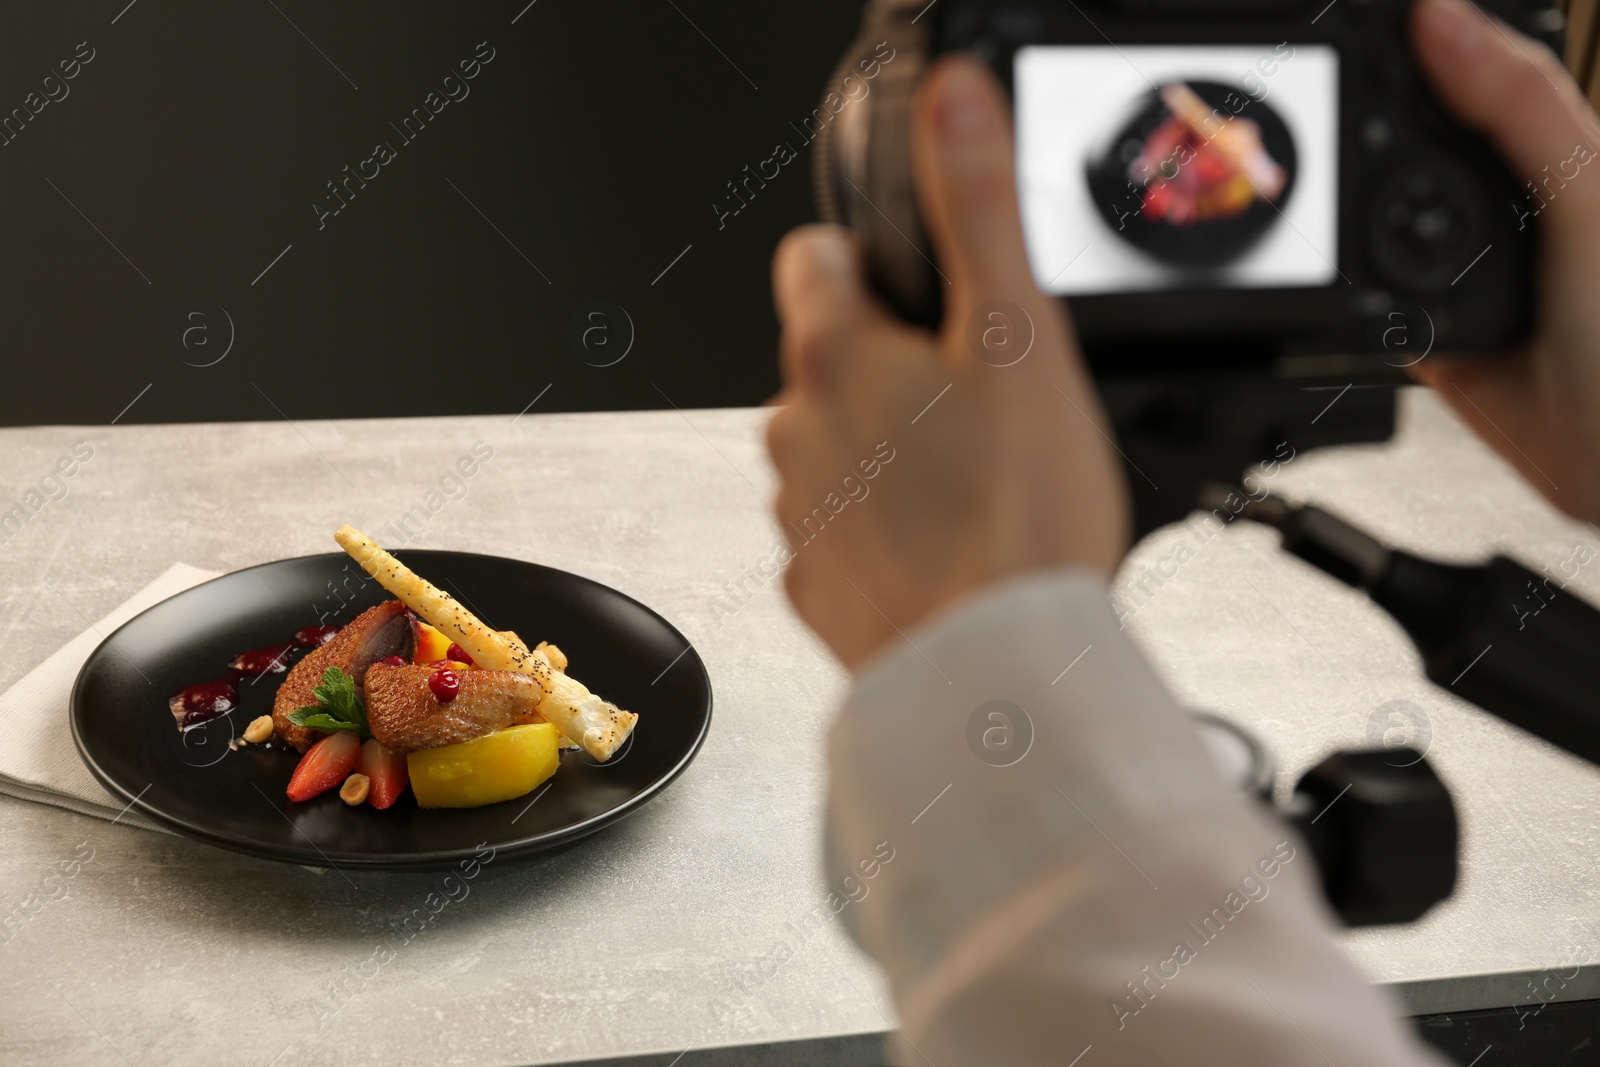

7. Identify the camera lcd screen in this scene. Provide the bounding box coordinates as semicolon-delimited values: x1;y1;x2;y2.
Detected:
1014;45;1339;296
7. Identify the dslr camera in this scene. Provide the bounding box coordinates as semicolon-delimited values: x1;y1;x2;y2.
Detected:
814;0;1565;530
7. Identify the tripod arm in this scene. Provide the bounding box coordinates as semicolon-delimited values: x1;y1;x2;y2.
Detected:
1375;551;1600;767
1207;488;1600;768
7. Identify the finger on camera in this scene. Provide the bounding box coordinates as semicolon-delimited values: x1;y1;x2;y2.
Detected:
771;486;807;551
911;57;1044;328
765;403;820;483
779;550;836;641
772;226;882;386
785;564;880;670
1407;356;1559;492
780;560;830;646
1412;0;1600;225
1407;351;1527;421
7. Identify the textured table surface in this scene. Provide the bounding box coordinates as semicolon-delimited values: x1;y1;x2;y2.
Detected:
0;389;1596;1067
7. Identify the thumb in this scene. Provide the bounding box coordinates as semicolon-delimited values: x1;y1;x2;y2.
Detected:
1412;0;1600;230
910;56;1046;331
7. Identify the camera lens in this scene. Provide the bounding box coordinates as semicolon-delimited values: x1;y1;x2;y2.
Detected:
1367;156;1488;292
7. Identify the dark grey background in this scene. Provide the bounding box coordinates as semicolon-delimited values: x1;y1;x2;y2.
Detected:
0;0;863;425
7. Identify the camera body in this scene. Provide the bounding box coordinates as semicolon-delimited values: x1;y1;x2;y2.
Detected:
815;0;1561;377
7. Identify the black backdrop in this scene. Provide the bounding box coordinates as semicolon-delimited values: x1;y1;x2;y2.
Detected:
0;0;863;425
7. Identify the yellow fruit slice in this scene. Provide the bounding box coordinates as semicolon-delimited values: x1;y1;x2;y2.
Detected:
413;621;453;665
407;723;560;808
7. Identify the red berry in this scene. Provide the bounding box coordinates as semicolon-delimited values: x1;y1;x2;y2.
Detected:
428;667;461;703
446;643;474;666
378;655;408;667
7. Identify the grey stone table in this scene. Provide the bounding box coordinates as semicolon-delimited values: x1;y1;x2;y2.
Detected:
0;389;1596;1067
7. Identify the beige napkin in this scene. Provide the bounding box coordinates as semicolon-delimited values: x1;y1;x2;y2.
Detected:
0;563;221;834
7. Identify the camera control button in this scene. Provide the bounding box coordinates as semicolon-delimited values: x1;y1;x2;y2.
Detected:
1363;116;1392;152
1367;156;1488;292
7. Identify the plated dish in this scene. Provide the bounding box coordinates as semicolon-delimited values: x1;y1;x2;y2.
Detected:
71;537;713;869
1086;79;1298;269
173;526;639;813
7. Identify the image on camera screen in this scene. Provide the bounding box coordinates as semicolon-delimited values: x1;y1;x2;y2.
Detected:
1014;45;1339;295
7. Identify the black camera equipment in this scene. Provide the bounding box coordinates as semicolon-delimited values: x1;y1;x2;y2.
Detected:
814;0;1563;536
1193;489;1600;925
1195;714;1459;926
814;0;1575;927
1186;484;1600;929
1210;488;1600;768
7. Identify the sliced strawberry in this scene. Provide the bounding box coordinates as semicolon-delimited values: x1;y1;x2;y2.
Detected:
286;730;362;802
360;738;409;810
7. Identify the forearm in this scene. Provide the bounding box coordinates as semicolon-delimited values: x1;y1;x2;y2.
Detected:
825;567;1447;1065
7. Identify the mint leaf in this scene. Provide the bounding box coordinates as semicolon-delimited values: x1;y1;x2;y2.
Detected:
309;666;367;731
287;708;363;732
289;666;369;736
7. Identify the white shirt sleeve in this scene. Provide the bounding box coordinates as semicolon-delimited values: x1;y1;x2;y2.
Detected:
824;566;1451;1066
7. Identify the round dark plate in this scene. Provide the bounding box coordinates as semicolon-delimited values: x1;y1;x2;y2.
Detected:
1086;79;1298;270
70;551;713;870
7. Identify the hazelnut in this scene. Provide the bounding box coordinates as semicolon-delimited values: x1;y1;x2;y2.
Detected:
339;773;371;806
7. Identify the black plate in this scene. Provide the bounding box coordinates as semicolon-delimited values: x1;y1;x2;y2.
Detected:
70;551;713;869
1086;79;1298;270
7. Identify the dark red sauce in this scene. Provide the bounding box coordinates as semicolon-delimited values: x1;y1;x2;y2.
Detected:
293;624;340;648
229;643;294;676
428;667;461;703
169;680;239;729
171;621;345;732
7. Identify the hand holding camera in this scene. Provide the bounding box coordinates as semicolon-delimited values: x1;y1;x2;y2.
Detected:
767;58;1129;669
770;0;1600;668
1408;0;1600;525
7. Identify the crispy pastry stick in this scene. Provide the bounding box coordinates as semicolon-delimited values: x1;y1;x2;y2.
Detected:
333;524;637;760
